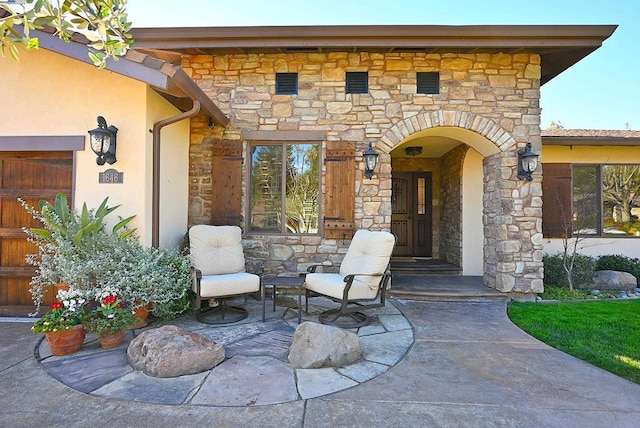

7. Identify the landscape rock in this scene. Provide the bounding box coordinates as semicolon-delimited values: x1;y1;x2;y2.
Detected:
127;325;224;378
591;270;638;292
288;322;362;369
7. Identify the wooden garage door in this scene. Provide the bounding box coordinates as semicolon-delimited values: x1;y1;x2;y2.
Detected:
0;152;73;315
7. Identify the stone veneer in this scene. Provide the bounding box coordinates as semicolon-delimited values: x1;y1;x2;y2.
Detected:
184;51;543;295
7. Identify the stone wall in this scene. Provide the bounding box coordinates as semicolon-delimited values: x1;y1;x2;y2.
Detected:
184;51;543;293
439;145;468;266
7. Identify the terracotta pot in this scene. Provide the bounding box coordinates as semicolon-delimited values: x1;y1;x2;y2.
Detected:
99;330;125;349
129;303;152;329
53;282;70;294
45;324;85;356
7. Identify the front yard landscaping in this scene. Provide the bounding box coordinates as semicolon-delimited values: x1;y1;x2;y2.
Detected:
508;299;640;384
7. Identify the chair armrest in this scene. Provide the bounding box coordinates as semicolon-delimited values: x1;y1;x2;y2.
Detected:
307;260;333;273
193;267;202;280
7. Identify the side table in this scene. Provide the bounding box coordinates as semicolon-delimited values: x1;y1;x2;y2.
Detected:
262;275;305;323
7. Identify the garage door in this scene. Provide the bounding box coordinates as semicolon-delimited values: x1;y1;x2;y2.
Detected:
0;152;73;316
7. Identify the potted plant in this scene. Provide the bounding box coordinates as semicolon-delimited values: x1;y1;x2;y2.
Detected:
20;193;135;314
32;290;87;356
84;290;136;348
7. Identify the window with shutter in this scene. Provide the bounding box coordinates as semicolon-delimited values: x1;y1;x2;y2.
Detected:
248;143;320;234
324;142;355;240
211;139;243;226
541;163;572;238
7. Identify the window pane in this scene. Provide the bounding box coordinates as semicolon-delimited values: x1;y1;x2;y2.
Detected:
417;177;426;215
285;144;319;234
250;145;282;232
573;165;598;235
602;165;640;236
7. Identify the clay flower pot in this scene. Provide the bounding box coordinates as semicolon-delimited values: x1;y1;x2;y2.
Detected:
45;324;85;356
99;330;125;349
129;303;152;329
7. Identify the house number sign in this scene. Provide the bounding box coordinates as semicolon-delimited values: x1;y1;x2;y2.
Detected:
99;168;124;184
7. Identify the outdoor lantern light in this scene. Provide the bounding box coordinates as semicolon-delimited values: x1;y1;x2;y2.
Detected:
363;143;379;179
517;142;539;181
88;116;118;165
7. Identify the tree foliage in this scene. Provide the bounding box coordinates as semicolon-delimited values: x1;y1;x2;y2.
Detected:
0;0;132;68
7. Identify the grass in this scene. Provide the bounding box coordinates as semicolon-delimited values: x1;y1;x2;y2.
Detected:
539;286;619;301
508;299;640;384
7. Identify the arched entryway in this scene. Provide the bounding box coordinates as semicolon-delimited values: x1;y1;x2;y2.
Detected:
375;111;544;296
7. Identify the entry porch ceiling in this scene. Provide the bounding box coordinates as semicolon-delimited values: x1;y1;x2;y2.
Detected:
131;24;617;85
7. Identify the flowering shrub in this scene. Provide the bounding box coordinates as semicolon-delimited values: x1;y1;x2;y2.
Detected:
32;301;83;333
84;291;136;336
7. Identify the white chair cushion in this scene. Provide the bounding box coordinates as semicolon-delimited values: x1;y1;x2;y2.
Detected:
195;272;260;298
189;225;246;275
339;230;395;289
305;273;378;300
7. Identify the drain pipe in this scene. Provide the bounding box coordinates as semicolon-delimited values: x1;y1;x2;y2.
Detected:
151;100;201;248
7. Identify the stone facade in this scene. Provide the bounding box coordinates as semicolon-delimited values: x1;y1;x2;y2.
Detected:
184;51;543;295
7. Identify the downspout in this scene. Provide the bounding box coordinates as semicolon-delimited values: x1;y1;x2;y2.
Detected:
151;100;201;248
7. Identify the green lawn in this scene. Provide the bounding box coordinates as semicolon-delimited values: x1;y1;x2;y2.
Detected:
508;300;640;384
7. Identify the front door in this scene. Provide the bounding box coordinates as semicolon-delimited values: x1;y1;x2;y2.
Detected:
391;172;432;257
0;151;73;315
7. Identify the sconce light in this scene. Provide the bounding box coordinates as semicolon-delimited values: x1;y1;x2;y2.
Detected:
517;142;539;181
88;116;118;165
363;143;379;180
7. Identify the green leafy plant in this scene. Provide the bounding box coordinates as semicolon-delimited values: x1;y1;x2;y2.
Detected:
31;300;84;333
543;253;596;289
1;0;133;68
84;291;135;336
596;254;640;282
21;193;136;313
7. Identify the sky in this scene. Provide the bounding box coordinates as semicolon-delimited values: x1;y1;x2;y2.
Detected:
127;0;640;131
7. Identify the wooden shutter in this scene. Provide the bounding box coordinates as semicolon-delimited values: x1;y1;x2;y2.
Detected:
542;163;572;238
211;139;243;226
324;142;355;240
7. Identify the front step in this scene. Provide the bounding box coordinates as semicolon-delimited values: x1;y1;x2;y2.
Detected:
388;289;509;302
388;274;508;302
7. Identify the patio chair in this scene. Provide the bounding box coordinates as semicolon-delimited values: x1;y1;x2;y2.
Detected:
304;229;396;328
189;225;262;324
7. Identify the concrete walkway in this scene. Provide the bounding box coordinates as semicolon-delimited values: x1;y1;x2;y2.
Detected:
1;299;639;427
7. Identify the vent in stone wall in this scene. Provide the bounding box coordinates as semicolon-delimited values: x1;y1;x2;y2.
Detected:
417;72;440;94
276;73;298;95
346;72;368;94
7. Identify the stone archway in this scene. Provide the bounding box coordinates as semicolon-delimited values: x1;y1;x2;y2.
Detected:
376;111;543;297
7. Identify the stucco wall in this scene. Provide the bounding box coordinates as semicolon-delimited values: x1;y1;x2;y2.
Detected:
462;148;484;275
542;144;640;259
0;47;185;247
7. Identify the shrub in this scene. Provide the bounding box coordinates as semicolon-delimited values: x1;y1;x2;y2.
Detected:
596;254;640;281
543;253;596;288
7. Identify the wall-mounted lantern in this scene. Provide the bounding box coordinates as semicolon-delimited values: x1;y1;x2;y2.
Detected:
363;143;379;179
88;116;118;165
517;142;539;181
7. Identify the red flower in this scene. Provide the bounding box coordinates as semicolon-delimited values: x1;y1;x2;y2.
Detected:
102;295;118;305
50;301;64;310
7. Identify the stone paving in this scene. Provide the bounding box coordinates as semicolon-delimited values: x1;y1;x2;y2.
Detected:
36;295;414;407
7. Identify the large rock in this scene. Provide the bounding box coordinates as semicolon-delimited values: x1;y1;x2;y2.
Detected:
127;325;224;378
288;322;362;369
591;270;638;292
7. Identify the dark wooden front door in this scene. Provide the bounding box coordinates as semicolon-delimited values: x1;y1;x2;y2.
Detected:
391;172;432;257
0;151;73;315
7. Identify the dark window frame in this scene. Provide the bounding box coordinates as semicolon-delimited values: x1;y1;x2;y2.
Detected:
275;72;298;95
345;71;368;94
247;141;321;236
544;163;640;238
416;72;440;94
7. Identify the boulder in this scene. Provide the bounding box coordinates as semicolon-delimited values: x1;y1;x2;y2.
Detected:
288;322;362;369
127;325;224;378
591;270;638;292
